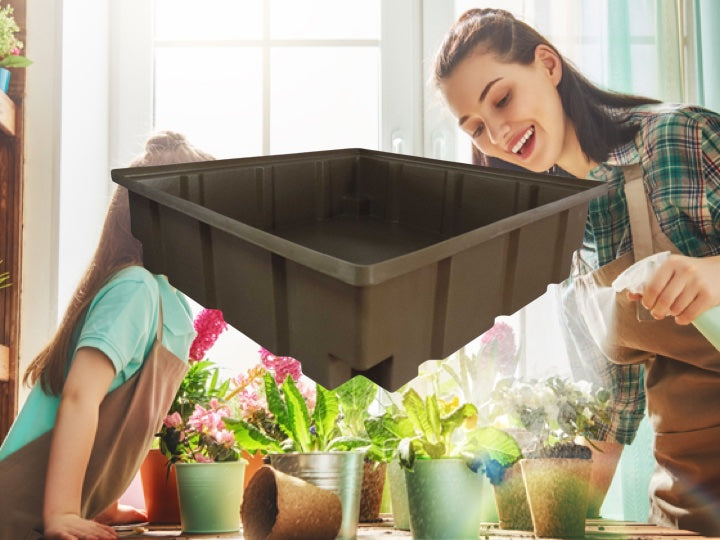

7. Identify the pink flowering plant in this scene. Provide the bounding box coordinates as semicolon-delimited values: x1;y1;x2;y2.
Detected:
158;309;239;464
0;4;31;68
223;348;315;443
224;349;370;454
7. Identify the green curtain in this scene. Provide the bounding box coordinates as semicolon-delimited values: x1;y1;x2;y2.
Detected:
605;0;720;109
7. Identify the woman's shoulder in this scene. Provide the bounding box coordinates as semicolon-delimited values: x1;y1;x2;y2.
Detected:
628;103;720;137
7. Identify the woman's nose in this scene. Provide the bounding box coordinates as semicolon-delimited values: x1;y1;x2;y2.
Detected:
485;117;509;146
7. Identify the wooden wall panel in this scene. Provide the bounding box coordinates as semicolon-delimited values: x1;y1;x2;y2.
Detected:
0;0;25;443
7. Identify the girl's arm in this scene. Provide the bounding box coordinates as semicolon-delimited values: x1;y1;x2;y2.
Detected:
42;347;118;540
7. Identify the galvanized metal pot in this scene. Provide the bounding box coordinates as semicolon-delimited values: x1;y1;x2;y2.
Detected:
269;451;363;540
405;458;489;540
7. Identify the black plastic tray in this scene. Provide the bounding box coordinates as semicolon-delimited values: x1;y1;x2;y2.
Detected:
112;148;606;390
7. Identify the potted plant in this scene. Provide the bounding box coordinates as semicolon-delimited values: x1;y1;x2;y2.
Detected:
225;347;317;486
0;4;31;93
169;397;248;533
334;375;389;523
140;308;229;525
397;388;521;540
489;376;611;537
226;370;370;540
364;404;416;530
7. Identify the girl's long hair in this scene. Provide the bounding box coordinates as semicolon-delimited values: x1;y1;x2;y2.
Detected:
24;131;214;395
434;8;660;167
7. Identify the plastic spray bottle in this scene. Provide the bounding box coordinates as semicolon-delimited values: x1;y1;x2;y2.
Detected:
612;251;720;352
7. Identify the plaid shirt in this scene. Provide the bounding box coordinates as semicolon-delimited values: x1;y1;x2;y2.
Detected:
563;103;720;444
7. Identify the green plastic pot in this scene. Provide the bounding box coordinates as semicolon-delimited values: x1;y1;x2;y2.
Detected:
387;459;410;530
404;458;490;540
175;459;247;533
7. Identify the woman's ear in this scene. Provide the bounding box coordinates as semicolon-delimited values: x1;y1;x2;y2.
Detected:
534;44;562;86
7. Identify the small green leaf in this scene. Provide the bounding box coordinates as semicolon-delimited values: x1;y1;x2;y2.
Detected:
440;402;478;438
283;375;312;452
264;372;291;438
426;394;442;443
313;383;339;449
403;389;435;443
223;417;282;453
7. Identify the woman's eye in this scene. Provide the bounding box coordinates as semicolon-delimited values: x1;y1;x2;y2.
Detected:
472;124;485;138
496;93;510;107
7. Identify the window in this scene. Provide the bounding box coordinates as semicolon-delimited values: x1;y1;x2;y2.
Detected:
112;0;425;165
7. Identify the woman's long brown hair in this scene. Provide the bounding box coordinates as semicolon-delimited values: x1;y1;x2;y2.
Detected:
434;8;660;168
24;131;214;395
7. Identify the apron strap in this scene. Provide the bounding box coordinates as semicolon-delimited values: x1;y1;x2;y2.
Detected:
623;163;656;321
156;296;164;343
623;163;654;262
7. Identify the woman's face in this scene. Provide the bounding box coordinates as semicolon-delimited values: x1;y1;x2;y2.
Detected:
440;45;569;173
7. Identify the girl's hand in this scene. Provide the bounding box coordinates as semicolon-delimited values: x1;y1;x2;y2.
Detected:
44;513;117;540
628;254;720;325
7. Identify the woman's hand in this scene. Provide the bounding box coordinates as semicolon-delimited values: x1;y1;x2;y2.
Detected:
628;254;720;325
43;513;117;540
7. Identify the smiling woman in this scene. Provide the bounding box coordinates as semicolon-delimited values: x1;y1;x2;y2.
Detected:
434;7;720;536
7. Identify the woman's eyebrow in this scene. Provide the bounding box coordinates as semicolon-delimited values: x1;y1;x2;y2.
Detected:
480;77;503;102
458;77;503;126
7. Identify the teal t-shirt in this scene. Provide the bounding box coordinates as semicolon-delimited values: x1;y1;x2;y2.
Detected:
0;266;195;460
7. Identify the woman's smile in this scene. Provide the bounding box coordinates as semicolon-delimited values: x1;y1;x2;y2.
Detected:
510;125;535;158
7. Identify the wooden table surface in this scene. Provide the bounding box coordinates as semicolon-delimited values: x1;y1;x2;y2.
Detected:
118;516;709;539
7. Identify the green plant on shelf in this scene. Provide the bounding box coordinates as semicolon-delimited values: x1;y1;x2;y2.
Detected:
0;4;31;68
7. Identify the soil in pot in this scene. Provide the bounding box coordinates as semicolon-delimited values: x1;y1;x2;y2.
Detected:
359;460;387;522
521;443;593;538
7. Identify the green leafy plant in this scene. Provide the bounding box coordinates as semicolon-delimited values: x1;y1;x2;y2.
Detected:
364;404;415;464
396;388;522;484
488;376;611;456
0;4;31;68
226;372;370;454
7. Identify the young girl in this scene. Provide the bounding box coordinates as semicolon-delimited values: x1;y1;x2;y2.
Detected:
434;8;720;535
0;132;214;539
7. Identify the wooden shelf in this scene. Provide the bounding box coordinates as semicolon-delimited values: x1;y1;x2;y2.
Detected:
0;90;15;136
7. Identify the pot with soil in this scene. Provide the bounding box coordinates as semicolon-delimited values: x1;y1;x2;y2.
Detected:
520;442;593;538
359;459;387;522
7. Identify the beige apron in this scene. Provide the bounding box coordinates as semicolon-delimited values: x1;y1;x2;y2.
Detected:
575;164;720;535
0;300;188;539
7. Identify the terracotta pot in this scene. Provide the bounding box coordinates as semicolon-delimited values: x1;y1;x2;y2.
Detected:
520;457;593;538
242;450;264;490
493;462;533;531
359;460;387;522
139;449;180;524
